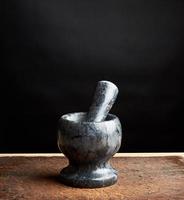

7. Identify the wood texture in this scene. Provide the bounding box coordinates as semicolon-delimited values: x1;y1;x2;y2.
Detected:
0;155;184;200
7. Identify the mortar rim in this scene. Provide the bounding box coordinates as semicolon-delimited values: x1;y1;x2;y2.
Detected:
60;112;118;124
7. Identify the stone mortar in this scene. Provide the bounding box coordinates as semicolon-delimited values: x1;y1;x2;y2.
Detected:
57;112;122;188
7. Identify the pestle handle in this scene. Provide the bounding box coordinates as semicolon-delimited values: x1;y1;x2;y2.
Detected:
86;80;118;122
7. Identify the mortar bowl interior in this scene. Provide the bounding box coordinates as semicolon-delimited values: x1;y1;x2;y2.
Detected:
60;112;117;124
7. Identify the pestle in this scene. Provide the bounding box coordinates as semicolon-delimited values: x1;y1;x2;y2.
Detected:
86;80;119;122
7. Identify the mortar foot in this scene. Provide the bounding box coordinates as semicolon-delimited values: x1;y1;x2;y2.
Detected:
59;164;117;188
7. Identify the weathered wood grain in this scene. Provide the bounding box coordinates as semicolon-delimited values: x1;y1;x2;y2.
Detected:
0;155;184;200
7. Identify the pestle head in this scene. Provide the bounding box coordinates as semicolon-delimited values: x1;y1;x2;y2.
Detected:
86;80;119;122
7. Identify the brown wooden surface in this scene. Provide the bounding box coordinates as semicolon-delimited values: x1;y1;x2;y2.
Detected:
0;155;184;200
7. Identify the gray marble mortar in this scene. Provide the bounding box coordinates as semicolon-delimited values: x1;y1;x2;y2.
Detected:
58;112;122;188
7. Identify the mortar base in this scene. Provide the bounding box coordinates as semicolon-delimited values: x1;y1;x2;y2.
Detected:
59;164;117;188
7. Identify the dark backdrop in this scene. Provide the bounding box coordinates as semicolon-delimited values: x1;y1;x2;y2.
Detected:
2;0;184;152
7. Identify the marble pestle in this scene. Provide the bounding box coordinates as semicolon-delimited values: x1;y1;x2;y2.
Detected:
86;80;119;122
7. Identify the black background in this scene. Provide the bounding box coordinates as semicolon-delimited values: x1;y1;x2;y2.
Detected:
2;0;184;153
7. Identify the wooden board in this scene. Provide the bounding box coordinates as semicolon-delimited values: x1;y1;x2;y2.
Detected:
0;154;184;200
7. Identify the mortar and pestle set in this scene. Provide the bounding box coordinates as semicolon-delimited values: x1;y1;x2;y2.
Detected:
58;81;122;188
